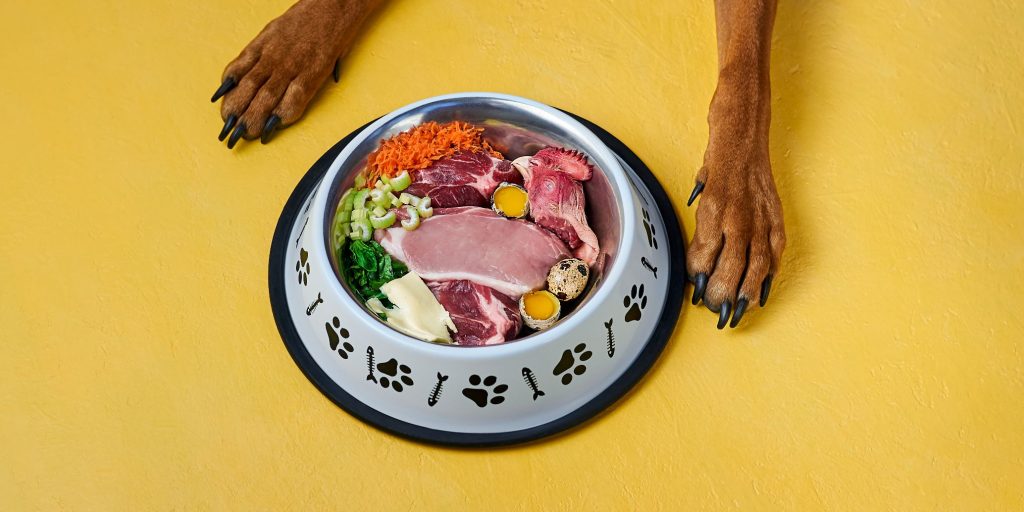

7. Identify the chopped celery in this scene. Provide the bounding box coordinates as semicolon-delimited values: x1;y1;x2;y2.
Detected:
370;211;397;229
337;210;351;223
352;189;370;210
401;206;421;231
351;208;368;221
354;173;367;189
369;189;385;204
339;187;356;212
417;196;433;218
372;206;387;217
389;170;412;192
349;219;372;241
374;181;393;195
399;193;420;207
333;221;350;251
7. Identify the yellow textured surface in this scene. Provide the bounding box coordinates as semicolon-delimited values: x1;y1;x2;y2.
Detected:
2;0;1023;509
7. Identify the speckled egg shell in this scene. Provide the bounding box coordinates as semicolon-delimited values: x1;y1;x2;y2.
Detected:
547;258;590;301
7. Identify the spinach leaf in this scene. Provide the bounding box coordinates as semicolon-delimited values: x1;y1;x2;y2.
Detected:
342;240;408;304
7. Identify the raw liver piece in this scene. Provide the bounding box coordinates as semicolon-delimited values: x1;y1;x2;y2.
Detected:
405;151;523;208
428;280;521;345
375;207;569;298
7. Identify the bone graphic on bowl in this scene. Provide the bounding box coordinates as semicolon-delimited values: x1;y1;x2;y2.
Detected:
521;367;545;401
641;257;658;279
604;319;616;358
295;216;309;248
641;208;658;250
427;373;448;407
306;293;323;316
365;346;377;383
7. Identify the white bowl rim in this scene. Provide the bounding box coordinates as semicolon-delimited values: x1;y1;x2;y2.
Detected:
309;92;638;355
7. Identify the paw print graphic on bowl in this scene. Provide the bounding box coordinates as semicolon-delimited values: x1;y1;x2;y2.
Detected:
624;284;647;322
376;358;413;392
324;316;353;359
295;248;310;285
462;375;508;407
553;343;592;385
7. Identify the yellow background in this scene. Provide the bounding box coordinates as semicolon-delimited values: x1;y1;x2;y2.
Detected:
2;0;1022;509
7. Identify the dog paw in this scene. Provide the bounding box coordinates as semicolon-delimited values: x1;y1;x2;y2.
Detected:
687;74;786;328
211;0;375;148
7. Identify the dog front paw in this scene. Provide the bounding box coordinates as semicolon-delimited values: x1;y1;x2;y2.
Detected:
687;76;785;328
211;0;373;149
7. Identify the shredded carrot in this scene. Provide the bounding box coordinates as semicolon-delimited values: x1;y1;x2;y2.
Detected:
366;121;504;186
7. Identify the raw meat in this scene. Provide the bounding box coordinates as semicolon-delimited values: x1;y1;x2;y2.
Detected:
405;151;522;208
428;280;521;345
513;147;601;265
375;207;569;297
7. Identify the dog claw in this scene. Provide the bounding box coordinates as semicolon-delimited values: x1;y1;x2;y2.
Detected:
729;298;748;328
333;59;340;83
760;274;773;307
687;181;705;206
227;122;245;149
211;77;236;103
219;114;237;142
717;300;730;330
691;273;708;305
261;115;281;144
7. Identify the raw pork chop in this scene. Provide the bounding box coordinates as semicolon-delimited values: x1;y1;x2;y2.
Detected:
513;147;601;265
428;280;521;345
405;151;523;208
376;207;569;297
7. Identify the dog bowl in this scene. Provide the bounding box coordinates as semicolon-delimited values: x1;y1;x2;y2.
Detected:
269;93;684;446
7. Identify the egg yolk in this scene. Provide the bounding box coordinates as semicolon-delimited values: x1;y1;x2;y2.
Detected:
523;291;557;320
493;186;528;218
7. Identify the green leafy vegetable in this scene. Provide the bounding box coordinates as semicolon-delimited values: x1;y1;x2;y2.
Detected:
342;239;408;305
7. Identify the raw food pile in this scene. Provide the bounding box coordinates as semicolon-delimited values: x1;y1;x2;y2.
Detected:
333;121;601;345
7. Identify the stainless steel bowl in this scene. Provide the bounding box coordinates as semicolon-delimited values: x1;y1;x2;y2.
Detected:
270;93;682;445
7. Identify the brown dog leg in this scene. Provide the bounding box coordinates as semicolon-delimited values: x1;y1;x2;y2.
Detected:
687;0;786;328
212;0;383;148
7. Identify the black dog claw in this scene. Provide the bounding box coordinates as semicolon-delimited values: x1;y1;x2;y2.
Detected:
333;59;341;83
730;298;748;328
227;123;246;149
218;114;237;142
261;115;281;144
211;77;236;102
691;273;708;305
687;181;705;206
717;300;731;330
760;274;774;307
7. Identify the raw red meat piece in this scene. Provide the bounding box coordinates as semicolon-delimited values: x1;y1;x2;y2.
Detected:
428;280;521;345
514;147;601;265
375;207;569;297
405;151;523;208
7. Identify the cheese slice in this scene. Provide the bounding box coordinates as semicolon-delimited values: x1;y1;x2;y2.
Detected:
372;272;457;343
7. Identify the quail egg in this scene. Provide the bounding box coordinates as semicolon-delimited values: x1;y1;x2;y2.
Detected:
491;182;530;219
547;258;590;301
519;290;561;330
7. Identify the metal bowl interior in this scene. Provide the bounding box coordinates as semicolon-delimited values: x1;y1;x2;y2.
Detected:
320;95;627;346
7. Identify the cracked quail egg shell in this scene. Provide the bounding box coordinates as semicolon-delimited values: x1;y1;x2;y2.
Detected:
519;290;561;330
491;182;530;219
547;258;590;301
